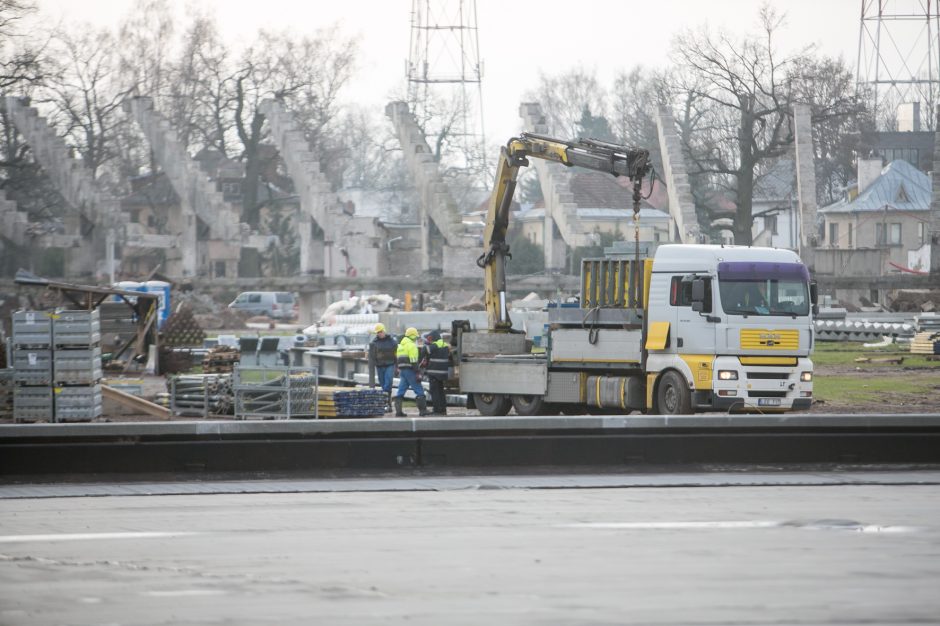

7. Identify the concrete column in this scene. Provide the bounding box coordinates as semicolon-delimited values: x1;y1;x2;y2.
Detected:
386;101;475;275
519;102;589;255
930;106;940;276
259;99;329;276
793;104;818;270
297;291;327;326
655;107;702;244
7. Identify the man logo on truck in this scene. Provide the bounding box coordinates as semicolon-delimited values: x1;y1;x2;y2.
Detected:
760;333;782;346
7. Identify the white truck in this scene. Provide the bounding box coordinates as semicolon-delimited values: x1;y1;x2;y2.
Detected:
457;134;816;415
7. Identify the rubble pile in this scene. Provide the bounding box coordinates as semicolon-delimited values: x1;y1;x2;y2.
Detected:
889;290;940;313
319;294;401;323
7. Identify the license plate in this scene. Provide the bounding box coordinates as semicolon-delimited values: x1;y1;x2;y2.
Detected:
758;398;782;406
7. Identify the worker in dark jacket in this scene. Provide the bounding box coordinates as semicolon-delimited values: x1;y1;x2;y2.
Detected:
394;327;428;417
368;323;397;413
423;330;452;416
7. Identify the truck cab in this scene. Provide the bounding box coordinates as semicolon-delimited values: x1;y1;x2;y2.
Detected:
645;245;814;413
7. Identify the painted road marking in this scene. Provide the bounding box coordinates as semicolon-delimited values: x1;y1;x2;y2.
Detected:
0;531;199;543
558;520;921;533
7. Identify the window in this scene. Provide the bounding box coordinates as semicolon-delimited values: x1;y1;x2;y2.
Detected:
765;215;778;235
248;293;262;303
276;292;294;303
876;223;902;246
670;276;712;313
214;261;226;277
717;262;810;317
919;222;927;245
828;222;839;247
848;223;854;248
129;210;140;224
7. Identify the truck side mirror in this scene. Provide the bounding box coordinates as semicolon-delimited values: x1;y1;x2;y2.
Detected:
810;281;819;316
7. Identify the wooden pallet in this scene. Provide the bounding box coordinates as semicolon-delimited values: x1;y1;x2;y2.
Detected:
910;331;940;355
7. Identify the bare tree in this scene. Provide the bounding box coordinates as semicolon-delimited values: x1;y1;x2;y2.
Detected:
673;6;806;245
0;0;44;92
610;66;671;170
790;55;874;205
42;26;130;182
166;14;235;155
527;67;606;139
229;27;357;226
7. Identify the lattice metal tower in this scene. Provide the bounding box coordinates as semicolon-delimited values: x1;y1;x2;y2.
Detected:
857;0;940;130
406;0;487;177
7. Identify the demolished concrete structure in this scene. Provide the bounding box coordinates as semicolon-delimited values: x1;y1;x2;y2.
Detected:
4;96;127;278
654;107;703;244
126;96;272;278
385;101;479;277
260;98;391;281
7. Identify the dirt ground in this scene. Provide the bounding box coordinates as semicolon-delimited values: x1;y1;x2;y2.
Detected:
808;362;940;414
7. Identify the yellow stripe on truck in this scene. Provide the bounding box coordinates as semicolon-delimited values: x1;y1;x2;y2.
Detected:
679;354;715;390
739;356;798;366
740;329;799;350
645;321;670;350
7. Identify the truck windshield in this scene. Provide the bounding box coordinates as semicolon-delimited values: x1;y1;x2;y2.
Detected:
717;261;810;317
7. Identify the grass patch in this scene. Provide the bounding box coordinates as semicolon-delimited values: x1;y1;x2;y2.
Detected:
811;341;940;369
813;373;939;405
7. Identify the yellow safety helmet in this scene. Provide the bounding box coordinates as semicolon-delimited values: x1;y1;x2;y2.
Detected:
374;323;386;333
405;327;419;338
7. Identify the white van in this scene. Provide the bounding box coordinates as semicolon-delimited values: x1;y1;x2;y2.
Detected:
228;292;297;320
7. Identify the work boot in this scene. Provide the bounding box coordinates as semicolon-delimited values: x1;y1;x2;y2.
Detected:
416;396;429;417
394;397;406;417
384;391;392;414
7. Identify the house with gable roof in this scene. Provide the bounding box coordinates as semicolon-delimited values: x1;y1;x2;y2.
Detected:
818;158;931;271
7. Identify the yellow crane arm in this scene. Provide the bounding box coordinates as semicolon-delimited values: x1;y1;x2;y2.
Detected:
477;133;651;331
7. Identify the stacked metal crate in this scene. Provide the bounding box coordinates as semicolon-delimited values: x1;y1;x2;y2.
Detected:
12;311;55;422
52;310;102;422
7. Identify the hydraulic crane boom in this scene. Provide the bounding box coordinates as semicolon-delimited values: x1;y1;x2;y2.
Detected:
477;132;652;331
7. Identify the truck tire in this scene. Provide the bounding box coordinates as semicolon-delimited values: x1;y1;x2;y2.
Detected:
656;370;692;415
473;393;512;416
511;395;558;416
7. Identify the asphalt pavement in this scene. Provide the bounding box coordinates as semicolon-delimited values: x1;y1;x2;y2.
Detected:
2;471;939;625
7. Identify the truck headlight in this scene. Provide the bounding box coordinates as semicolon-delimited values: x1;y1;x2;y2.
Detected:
717;370;738;381
800;371;813;382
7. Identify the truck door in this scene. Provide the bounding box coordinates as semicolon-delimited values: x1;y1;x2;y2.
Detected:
673;275;716;356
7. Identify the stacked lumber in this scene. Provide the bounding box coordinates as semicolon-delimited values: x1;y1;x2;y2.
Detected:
316;386;387;418
203;345;239;373
910;332;940;355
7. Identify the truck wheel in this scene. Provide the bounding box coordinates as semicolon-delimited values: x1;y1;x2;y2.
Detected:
656;371;692;415
473;393;511;416
511;395;557;416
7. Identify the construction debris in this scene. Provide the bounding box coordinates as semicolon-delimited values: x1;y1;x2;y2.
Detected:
853;356;905;364
319;294;400;322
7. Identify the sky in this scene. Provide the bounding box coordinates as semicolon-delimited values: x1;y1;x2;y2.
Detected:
33;0;861;147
